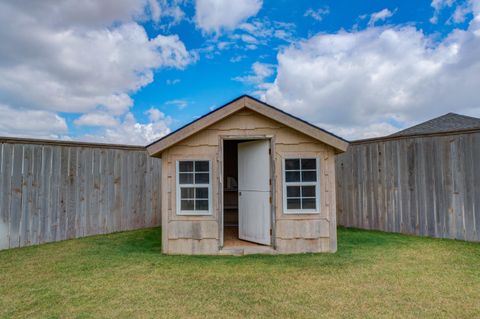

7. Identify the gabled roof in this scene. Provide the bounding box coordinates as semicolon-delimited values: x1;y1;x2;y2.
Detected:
147;95;349;156
389;112;480;138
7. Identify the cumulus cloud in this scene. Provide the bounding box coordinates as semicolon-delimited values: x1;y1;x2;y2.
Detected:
237;20;296;44
234;62;274;84
195;16;295;59
368;8;395;26
194;0;262;34
149;0;186;26
0;0;193;143
260;6;480;140
165;99;189;109
430;0;455;23
81;108;172;145
450;4;471;23
0;104;68;139
304;7;330;22
74;113;119;127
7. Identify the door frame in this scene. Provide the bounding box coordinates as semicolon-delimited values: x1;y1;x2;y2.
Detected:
218;135;276;249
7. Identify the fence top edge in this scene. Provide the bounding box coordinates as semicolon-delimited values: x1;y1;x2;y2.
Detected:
0;136;147;151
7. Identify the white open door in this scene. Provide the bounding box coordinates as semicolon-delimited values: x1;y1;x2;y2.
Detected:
238;140;271;245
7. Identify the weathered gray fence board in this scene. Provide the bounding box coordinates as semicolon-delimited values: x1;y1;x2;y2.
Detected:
336;131;480;242
0;138;162;250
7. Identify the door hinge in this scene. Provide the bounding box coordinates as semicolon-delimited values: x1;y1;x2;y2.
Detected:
269;148;271;155
270;228;272;235
269;196;272;204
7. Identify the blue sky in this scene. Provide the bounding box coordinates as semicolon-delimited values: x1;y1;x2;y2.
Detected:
0;0;478;144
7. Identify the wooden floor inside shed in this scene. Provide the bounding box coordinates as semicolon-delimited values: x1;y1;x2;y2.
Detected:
223;227;259;247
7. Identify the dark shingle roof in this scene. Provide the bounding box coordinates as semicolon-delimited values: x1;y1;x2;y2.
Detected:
389;113;480;137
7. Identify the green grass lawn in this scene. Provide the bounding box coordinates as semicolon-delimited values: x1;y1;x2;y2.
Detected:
1;228;479;319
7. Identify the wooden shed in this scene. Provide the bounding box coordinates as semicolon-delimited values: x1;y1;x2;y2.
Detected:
147;95;348;255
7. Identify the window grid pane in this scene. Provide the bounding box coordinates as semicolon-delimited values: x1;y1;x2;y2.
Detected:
285;158;317;211
179;161;193;172
179;160;210;185
181;187;195;199
178;160;210;214
181;199;194;210
180;186;209;211
195;161;209;172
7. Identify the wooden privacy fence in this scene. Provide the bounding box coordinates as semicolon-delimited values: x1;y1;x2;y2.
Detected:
0;137;162;250
336;130;480;242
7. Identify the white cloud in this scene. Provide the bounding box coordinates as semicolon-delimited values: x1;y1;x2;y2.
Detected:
194;0;262;34
304;7;330;22
81;108;172;145
430;0;455;23
368;8;394;26
260;9;480;140
199;18;295;57
230;55;247;63
451;4;471;23
0;0;193;142
238;19;295;43
149;0;186;26
0;22;193;115
74;112;119;127
0;104;68;139
323;122;399;141
234;62;274;84
194;17;295;59
241;34;259;44
166;79;181;85
165;99;189;109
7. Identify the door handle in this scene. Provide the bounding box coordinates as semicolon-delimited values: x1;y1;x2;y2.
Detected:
239;191;242;196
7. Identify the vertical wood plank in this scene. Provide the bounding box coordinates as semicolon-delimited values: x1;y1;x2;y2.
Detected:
40;146;52;244
0;143;12;249
19;144;32;246
463;134;475;241
473;133;480;241
9;144;24;248
50;146;61;242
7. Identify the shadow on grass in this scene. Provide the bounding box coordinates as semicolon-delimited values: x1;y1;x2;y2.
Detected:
80;227;162;256
82;226;422;269
24;226;446;271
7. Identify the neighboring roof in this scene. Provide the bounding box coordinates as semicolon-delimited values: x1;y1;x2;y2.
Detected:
389;112;480;138
147;95;349;156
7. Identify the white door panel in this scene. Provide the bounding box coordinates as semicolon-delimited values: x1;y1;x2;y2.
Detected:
238;141;270;192
238;140;271;245
238;191;270;245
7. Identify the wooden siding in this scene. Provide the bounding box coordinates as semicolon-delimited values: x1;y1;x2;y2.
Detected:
0;139;162;250
162;109;338;254
336;131;480;242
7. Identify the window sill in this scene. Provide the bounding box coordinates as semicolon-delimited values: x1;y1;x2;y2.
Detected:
176;211;212;216
283;210;320;215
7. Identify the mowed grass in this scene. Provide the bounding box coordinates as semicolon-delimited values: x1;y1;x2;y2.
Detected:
1;228;479;319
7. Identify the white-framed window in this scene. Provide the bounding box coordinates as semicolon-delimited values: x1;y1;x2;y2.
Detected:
176;160;212;215
283;157;320;214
